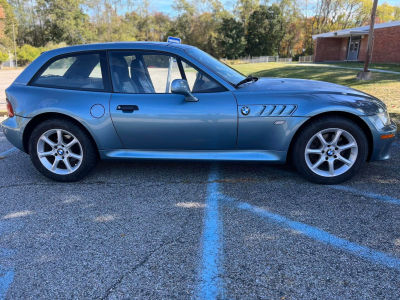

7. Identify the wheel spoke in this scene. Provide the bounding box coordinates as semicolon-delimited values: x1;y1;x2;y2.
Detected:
66;138;78;148
338;142;356;151
38;151;53;158
68;152;82;161
316;133;328;147
64;159;73;172
40;136;56;147
337;155;353;166
328;160;335;175
50;159;60;171
311;157;325;169
56;130;63;145
331;129;343;146
306;148;322;154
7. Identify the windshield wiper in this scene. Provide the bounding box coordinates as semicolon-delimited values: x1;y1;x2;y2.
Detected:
234;75;258;88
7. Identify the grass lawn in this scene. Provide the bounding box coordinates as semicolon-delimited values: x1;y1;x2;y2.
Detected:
233;62;400;115
318;62;400;73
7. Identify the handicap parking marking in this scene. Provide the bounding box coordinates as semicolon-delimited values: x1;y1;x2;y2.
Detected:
0;148;18;159
196;165;225;300
221;196;400;271
328;185;400;205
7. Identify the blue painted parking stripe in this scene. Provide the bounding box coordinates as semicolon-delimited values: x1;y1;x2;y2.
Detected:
329;185;400;205
0;268;14;300
0;148;18;158
222;197;400;270
0;221;16;300
196;165;225;300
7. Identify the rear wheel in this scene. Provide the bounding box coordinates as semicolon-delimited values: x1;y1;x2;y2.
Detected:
291;116;368;184
29;119;98;182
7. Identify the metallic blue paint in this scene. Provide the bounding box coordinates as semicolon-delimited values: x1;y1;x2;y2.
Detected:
1;42;397;166
5;85;124;150
1;116;25;151
99;149;287;162
361;116;397;161
236;117;308;151
110;91;238;150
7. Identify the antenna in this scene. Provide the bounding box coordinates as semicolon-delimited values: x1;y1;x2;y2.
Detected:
77;34;87;44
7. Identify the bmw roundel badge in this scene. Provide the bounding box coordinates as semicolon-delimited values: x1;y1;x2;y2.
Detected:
241;107;250;115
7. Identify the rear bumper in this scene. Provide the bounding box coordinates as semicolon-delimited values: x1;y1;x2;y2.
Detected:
1;116;27;152
362;116;397;161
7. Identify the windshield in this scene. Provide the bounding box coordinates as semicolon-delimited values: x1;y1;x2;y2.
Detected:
185;48;245;86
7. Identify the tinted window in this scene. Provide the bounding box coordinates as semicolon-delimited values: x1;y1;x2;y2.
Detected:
32;53;105;90
181;60;226;93
109;51;182;94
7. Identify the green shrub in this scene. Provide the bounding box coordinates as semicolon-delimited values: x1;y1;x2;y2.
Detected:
17;44;41;66
0;51;9;68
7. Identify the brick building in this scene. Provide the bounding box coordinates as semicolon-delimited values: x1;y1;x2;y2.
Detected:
313;21;400;64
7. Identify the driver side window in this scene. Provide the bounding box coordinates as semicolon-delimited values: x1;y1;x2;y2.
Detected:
108;51;182;94
181;60;226;93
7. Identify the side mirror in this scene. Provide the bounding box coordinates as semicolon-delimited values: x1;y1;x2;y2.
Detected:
171;79;199;102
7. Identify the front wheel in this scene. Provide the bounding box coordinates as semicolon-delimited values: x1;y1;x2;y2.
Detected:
291;116;368;184
29;119;98;182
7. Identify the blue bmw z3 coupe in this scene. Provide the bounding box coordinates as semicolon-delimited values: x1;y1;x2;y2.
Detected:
2;42;397;183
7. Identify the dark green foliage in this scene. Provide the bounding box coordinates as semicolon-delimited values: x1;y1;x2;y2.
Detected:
246;5;284;57
218;17;246;59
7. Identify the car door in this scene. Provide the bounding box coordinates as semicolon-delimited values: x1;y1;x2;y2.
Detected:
108;50;238;150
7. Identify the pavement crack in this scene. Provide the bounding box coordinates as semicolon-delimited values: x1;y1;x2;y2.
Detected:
99;211;194;300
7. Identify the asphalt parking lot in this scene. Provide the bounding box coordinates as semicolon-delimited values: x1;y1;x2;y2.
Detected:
0;115;399;299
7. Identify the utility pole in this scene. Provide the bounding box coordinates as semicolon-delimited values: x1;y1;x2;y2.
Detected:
357;0;378;80
12;24;18;68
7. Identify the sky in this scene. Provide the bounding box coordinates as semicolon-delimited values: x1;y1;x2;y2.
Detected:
153;0;399;14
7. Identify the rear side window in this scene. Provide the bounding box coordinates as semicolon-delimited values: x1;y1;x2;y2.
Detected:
32;52;108;91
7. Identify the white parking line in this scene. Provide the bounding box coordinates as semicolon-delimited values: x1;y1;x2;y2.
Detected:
196;165;225;300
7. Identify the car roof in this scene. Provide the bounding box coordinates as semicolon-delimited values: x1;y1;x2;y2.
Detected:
41;41;194;55
14;41;197;85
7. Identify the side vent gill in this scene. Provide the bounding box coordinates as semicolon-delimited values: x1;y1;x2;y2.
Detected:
259;105;297;116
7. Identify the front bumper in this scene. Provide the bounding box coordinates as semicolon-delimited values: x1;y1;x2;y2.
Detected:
1;116;27;152
362;116;397;161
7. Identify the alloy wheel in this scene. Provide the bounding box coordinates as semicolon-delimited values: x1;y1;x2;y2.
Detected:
305;128;358;177
37;129;83;175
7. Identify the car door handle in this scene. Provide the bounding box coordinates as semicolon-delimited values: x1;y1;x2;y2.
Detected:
117;105;139;112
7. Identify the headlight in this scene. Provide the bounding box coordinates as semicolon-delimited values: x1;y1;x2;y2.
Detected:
376;111;391;126
371;111;391;129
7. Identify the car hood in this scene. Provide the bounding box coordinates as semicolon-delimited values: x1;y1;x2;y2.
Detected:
237;78;368;96
233;78;387;115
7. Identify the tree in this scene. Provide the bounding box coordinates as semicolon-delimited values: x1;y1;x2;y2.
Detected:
36;0;95;45
0;0;18;49
218;17;245;59
235;0;260;28
246;5;285;57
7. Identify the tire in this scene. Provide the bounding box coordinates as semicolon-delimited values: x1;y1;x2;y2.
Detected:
291;116;368;184
29;118;98;182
